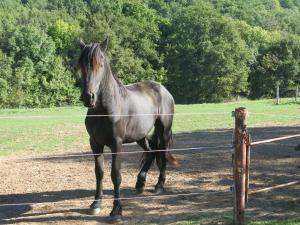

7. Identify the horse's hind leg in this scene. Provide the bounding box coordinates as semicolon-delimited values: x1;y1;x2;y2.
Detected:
155;122;172;194
135;138;155;194
89;138;104;215
155;142;167;193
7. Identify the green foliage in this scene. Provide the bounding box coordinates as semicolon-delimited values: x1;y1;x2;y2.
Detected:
1;0;300;107
210;0;300;34
49;19;82;52
164;2;251;103
83;0;166;83
249;35;300;98
0;50;13;107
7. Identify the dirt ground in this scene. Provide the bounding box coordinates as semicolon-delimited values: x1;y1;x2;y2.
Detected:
0;126;299;225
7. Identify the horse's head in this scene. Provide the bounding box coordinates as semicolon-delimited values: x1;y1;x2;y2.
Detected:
78;39;108;108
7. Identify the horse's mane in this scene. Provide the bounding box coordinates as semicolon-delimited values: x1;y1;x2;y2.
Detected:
112;73;127;96
79;43;127;96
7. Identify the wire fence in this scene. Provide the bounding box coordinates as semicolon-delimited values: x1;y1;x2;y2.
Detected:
1;132;299;162
0;111;300;119
1;110;300;221
0;112;229;119
251;134;300;145
249;112;300;118
0;145;233;162
249;180;300;195
0;190;230;207
0;179;298;208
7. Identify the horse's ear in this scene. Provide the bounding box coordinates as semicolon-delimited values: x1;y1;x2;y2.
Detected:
100;38;109;52
80;39;86;50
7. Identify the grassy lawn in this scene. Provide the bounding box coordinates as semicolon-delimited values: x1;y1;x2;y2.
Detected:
248;217;300;225
0;98;300;156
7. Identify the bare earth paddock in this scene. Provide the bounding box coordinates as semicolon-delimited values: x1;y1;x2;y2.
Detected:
0;126;299;225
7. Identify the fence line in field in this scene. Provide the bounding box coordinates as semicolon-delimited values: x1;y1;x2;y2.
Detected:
0;111;300;119
232;107;300;224
249;112;300;118
0;112;229;119
0;145;233;162
251;134;300;145
2;131;300;162
0;190;230;207
1;180;299;208
1;108;300;224
249;180;300;195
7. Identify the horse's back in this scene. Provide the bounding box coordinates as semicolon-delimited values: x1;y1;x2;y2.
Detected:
125;80;174;113
125;81;174;130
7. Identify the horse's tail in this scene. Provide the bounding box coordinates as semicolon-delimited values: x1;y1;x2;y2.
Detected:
149;127;179;167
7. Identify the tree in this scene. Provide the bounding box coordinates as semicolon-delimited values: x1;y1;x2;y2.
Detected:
0;51;13;107
1;0;300;107
249;35;300;98
83;0;166;83
164;2;251;103
49;19;81;53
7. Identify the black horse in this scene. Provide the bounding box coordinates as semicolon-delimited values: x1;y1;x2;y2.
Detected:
78;39;178;222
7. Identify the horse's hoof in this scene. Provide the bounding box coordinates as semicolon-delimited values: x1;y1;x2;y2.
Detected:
89;207;101;215
108;215;122;224
154;186;164;194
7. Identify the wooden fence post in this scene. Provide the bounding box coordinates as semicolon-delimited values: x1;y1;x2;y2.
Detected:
276;83;280;105
296;86;298;102
233;107;250;225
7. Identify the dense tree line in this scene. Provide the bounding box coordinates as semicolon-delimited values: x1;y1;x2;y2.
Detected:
0;0;300;107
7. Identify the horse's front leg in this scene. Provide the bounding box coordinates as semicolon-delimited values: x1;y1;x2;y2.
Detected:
109;139;123;222
89;138;104;215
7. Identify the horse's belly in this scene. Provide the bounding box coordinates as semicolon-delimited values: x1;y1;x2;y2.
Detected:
124;118;154;141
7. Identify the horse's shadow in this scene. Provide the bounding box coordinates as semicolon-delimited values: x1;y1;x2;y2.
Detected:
0;189;90;221
0;188;136;224
0;188;209;225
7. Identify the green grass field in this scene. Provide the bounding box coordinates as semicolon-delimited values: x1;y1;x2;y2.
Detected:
1;98;300;156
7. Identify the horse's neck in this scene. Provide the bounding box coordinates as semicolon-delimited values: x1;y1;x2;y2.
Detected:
97;69;123;115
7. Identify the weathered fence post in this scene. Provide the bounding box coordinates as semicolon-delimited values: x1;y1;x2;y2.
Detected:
233;107;250;225
296;86;298;102
276;83;280;105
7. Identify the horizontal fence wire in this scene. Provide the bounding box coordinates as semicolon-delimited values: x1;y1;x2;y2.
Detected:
249;180;300;195
0;111;300;119
249;112;300;118
251;134;300;146
0;190;229;207
1;128;299;162
0;112;229;119
246;180;300;221
0;145;233;162
1;178;298;208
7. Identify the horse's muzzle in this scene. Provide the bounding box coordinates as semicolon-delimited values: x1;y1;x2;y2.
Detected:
81;92;96;108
